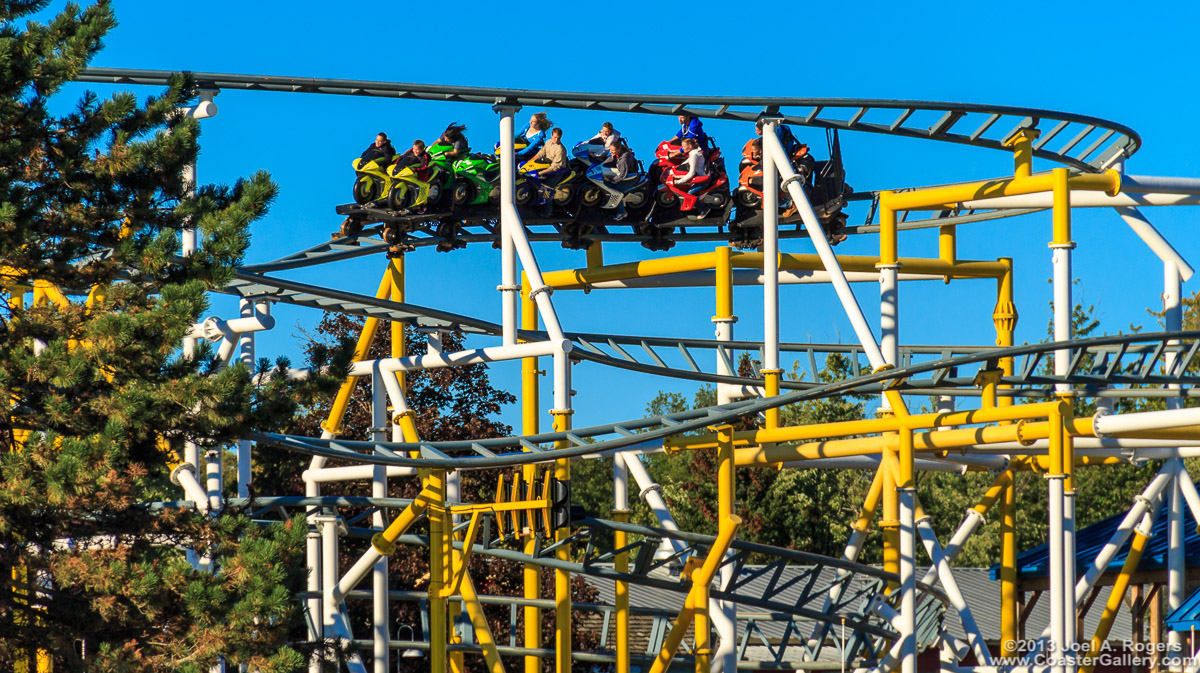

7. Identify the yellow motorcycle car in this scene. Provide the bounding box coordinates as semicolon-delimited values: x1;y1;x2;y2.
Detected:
351;154;395;205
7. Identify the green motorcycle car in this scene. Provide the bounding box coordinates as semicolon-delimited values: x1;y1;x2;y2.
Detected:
451;152;502;207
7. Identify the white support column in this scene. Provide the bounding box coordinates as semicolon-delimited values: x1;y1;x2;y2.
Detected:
1051;174;1077;663
370;373;389;673
496;103;521;346
762;130;886;370
1165;259;1186;660
761;119;780;376
899;488;916;673
237;299;255;499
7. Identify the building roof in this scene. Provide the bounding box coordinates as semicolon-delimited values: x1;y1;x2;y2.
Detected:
989;498;1200;581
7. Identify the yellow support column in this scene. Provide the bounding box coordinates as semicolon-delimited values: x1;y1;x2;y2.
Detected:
552;410;573;673
322;272;393;435
520;281;541;673
938;225;956;282
586;241;604;269
613;509;630;673
763;370;781;430
1004;128;1041;180
429;471;449;673
389;256;406;387
999;468;1018;655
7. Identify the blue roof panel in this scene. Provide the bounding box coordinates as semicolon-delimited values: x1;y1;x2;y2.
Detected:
989;498;1200;580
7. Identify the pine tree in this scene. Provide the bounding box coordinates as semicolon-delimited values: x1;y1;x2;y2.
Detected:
0;3;344;670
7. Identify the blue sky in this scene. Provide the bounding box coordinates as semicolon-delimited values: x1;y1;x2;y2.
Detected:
54;1;1200;430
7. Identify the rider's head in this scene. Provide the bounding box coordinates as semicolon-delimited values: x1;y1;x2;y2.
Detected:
375;133;388;147
550;127;563;143
413;139;426;153
755;119;764;136
442;122;466;141
609;140;626;156
750;138;763;160
600;122;614;138
681;138;698;152
531;112;552;131
678;114;691;126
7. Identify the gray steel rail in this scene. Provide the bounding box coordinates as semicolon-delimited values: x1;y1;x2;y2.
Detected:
78;68;1139;172
248;331;1200;471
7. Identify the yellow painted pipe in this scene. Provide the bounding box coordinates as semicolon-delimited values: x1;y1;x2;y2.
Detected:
428;469;448;673
1052;168;1073;246
613;509;630;673
854;468;886;534
1005;129;1040;180
999;470;1018;657
457;562;509;673
670;401;1065;451
994;258;1017;410
715;246;733;319
586;241;604;269
552;411;572;673
540;250;717;289
693;586;711;673
389;256;406;392
372;484;437;554
881;170;1120;212
648;515;743;673
322;272;392;435
763;370;781;430
716;425;735;522
1082;528;1151;673
881;443;899;588
938;225;956;270
971;471;1014;518
519;277;543;673
879;192;897;265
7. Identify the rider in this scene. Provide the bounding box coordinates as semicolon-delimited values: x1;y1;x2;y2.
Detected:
754;118;807;163
674;137;710;220
528;127;569;214
601;139;637;220
436;123;469;161
392;139;431;178
361;132;396;164
669;114;706;159
515;112;554;160
588;121;622;149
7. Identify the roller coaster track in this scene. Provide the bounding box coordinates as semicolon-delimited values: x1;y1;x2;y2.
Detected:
224;269;1200;402
79;68;1139;173
205;495;947;667
249;330;1200;471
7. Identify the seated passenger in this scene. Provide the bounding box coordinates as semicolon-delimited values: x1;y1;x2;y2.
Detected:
674;137;710;219
588;121;622;149
668;114;706;159
741;137;763;165
515;112;554;160
436;123;469;161
755;119;808;162
360;132;396;164
529;127;569;214
602;140;638;220
392;139;431;178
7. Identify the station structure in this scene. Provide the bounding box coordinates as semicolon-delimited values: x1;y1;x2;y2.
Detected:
60;68;1200;673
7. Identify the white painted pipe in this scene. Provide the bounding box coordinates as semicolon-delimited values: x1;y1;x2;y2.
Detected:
302;465;417;483
371;370;389;673
1177;465;1200;533
1116;207;1194;281
916;518;992;665
188;306;275;341
171;464;210;513
763;129;886;370
621;452;686;556
499;108;519;347
1048;475;1065;670
350;339;566;378
502;203;565;343
963;439;1200;452
614;453;628;511
1121;174;1200;195
237;300;255;500
1094;407;1200;435
319;516;341;630
809;524;870;648
1075;471;1169;605
921;509;984;585
899;489;916;673
1171;458;1186;650
553;344;571;412
960;192;1200;209
762;119;780;375
585;270;945;289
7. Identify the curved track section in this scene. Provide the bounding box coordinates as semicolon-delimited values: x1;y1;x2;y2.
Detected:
79;68;1139;172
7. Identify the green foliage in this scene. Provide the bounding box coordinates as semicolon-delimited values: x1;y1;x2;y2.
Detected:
0;3;345;670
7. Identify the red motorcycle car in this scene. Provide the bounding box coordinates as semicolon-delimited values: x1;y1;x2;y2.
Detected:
651;138;730;217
